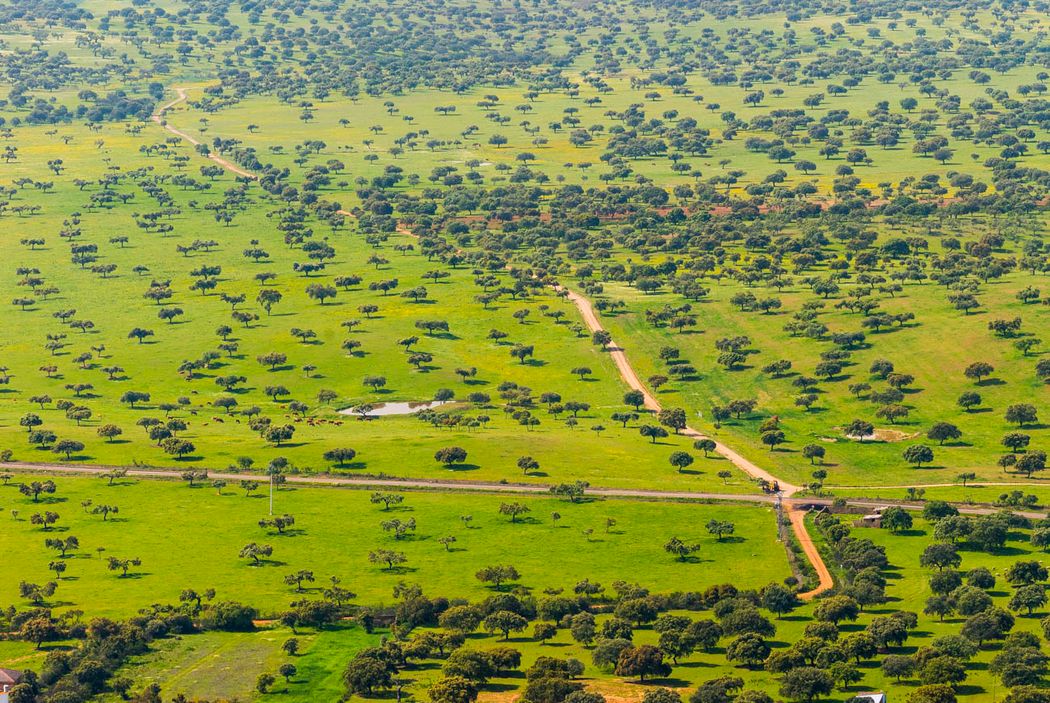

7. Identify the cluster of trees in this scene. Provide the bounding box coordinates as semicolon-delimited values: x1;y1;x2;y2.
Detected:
3;590;260;703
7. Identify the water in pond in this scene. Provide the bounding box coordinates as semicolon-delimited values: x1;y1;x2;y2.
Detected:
338;400;451;417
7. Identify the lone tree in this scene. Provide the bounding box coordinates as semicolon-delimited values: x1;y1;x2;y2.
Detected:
435;447;468;467
476;565;521;590
706;519;735;541
107;556;142;577
964;362;994;384
1005;404;1038;428
640;425;669;443
903;445;935;467
517;456;540;476
369;549;407;570
802;444;826;465
695;439;717;457
370;492;404;510
240;543;274;565
284;570;315;593
53;440;85;460
844;419;875;441
323;447;357;467
20;480;57;502
498;502;531;523
669;451;694;472
927;423;962;445
624;390;646;410
664;537;700;561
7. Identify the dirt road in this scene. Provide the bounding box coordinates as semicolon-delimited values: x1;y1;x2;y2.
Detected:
146;86;829;594
560;287;800;495
152;88;257;179
558;288;829;595
788;507;834;600
0;460;777;503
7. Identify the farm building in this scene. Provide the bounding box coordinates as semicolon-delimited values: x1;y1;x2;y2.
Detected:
0;669;24;703
853;507;890;528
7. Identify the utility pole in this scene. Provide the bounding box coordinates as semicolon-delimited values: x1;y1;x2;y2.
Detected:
775;491;784;542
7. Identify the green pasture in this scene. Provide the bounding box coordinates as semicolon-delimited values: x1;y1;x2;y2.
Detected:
597;218;1049;489
1;473;789;618
0;120;764;493
95;511;1050;703
163;60;1050;202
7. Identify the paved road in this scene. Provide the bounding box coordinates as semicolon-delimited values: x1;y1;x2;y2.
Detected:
0;460;776;503
828;481;1044;490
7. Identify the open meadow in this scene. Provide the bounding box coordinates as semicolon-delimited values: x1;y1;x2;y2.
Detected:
0;0;1048;702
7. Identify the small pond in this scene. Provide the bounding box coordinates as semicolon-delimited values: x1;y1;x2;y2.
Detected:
338;400;451;417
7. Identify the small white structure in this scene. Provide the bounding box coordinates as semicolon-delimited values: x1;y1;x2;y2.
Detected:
853;507;890;528
0;668;24;703
851;693;887;703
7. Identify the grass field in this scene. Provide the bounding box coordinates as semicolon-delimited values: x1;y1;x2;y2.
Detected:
3;473;789;617
1;1;1050;701
175;59;1050;199
0;121;764;493
101;626;381;703
88;510;1050;703
596;215;1049;489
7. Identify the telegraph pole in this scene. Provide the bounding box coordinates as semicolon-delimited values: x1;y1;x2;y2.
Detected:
775;491;784;542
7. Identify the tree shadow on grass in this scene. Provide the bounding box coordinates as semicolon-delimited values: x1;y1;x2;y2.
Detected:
895;528;926;537
954;685;988;697
331;461;368;471
626;677;691;687
443;463;481;471
32;496;68;505
675;661;719;669
272;529;307;538
509;516;541;526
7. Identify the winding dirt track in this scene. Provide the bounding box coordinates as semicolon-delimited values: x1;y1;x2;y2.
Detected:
146;87;835;596
560;287;799;494
788;506;834;599
152;88;257;179
556;287;830;597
